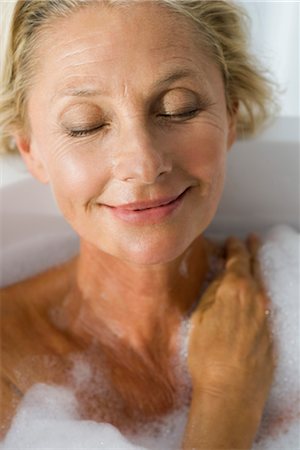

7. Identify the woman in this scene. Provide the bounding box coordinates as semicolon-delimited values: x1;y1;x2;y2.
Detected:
0;0;277;448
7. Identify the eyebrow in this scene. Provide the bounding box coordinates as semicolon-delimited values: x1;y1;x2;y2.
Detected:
154;68;201;89
54;68;201;100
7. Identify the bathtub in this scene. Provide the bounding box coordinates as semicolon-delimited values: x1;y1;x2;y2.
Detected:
0;116;299;450
0;116;299;287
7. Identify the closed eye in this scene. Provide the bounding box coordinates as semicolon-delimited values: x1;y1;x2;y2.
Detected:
65;108;202;137
158;109;200;121
66;124;106;137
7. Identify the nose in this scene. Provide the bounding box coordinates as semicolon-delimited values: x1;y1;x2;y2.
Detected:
112;122;172;184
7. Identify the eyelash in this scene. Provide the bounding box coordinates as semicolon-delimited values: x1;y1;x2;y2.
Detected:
158;108;200;121
66;125;105;138
66;109;200;138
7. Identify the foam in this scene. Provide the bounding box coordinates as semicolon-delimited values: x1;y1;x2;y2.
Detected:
0;384;147;450
1;225;299;449
253;225;300;447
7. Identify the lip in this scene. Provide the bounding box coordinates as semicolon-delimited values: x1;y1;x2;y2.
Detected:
103;187;191;225
113;189;188;210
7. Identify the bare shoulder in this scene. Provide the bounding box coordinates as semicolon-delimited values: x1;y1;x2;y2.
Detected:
0;256;78;352
0;257;77;307
0;258;79;437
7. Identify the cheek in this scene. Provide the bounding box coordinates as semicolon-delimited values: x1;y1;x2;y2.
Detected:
29;99;110;204
176;128;227;184
39;139;110;219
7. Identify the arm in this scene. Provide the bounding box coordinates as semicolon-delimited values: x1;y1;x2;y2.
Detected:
0;287;25;440
182;236;275;449
0;376;22;440
182;386;263;450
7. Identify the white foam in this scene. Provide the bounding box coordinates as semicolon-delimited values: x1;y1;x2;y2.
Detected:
0;384;146;450
253;225;300;447
70;356;93;387
252;419;300;450
1;225;299;449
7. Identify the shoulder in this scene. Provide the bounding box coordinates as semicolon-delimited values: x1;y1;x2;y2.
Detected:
0;257;77;313
0;256;78;350
0;258;78;434
0;255;77;356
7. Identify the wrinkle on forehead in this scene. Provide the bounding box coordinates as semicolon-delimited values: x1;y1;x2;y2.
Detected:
51;59;211;104
39;2;204;66
54;34;192;64
30;3;222;108
57;55;209;82
57;44;108;63
55;40;195;66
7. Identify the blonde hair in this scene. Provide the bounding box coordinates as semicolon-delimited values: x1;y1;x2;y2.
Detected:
0;0;278;153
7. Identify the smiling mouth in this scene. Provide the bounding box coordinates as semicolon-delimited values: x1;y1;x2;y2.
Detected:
132;189;189;211
102;187;192;225
108;187;191;212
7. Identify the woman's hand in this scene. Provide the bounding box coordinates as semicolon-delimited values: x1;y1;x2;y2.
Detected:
182;235;276;449
188;235;275;404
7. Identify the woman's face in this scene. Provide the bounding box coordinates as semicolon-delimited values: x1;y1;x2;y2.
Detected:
21;2;236;265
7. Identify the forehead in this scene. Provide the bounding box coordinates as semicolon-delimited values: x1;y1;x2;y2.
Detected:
32;2;220;100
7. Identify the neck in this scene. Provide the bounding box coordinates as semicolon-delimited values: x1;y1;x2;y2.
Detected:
64;235;210;353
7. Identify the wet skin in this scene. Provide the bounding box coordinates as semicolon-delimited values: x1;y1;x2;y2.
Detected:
0;2;284;447
13;2;237;358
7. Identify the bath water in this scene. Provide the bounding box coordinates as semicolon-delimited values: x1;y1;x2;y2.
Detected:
1;225;299;449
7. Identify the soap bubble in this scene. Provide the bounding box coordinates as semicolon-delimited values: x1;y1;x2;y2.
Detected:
1;226;299;449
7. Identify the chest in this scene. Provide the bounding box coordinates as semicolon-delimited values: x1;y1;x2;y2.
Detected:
68;345;192;431
6;320;192;434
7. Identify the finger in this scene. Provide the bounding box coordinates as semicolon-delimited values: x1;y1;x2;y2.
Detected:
247;234;266;292
247;234;272;314
225;236;251;275
199;277;221;306
193;276;223;316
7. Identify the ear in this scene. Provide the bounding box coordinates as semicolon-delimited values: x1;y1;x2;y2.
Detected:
14;134;49;184
226;102;238;151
